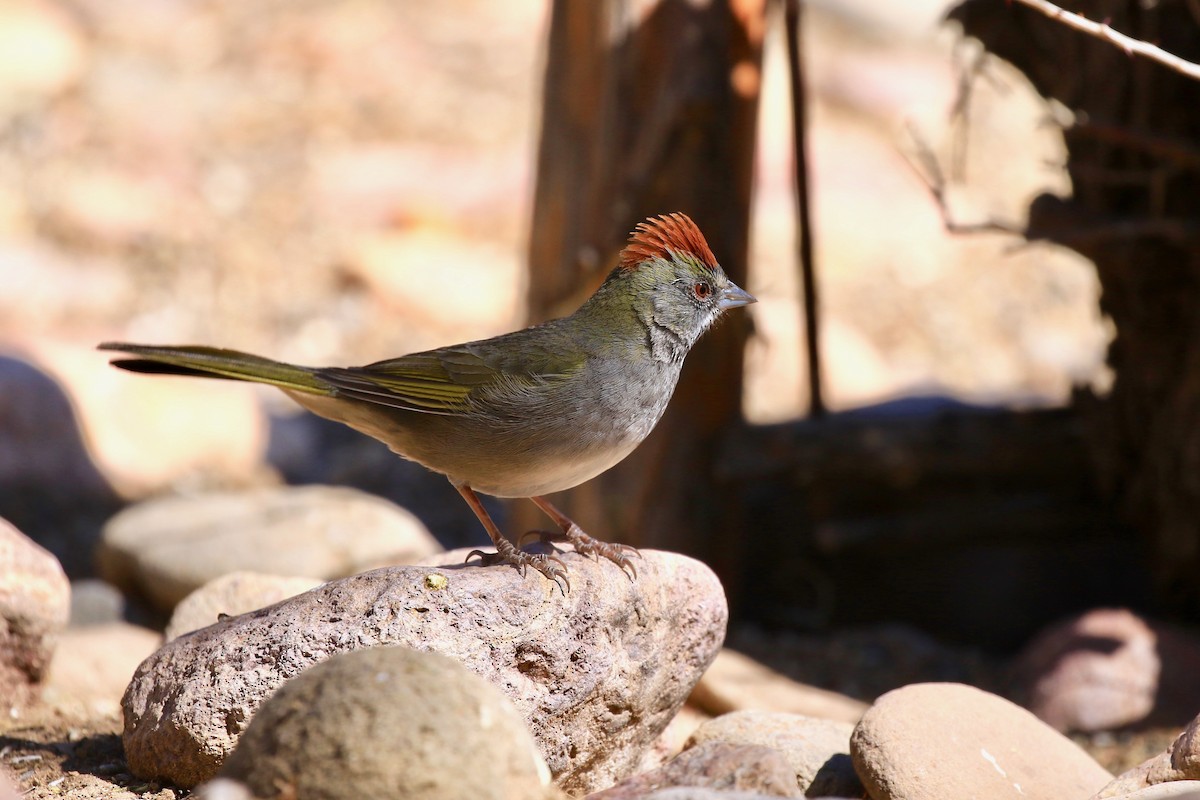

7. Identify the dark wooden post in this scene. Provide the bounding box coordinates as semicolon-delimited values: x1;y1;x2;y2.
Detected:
522;0;766;584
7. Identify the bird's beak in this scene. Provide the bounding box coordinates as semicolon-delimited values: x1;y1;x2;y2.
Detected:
719;281;757;311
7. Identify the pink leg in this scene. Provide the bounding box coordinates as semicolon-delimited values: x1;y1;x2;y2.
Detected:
522;495;640;580
456;484;570;594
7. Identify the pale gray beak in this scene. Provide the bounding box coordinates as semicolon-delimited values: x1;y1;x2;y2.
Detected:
719;281;756;310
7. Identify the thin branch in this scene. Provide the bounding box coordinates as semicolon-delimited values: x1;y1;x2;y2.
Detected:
783;0;824;419
1009;0;1200;82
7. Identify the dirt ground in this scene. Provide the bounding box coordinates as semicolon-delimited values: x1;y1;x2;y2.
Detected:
0;649;1182;798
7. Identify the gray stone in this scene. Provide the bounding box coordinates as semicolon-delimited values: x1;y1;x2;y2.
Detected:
68;578;127;627
850;682;1112;800
218;646;551;800
121;549;726;794
686;710;860;797
98;485;441;611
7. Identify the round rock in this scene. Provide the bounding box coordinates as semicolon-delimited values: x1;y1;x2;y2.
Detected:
217;646;550;800
850;682;1112;800
98;485;441;611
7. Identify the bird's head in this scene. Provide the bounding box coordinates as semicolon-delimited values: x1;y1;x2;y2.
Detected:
612;213;756;354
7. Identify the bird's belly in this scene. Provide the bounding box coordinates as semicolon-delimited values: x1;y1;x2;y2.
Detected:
462;434;643;498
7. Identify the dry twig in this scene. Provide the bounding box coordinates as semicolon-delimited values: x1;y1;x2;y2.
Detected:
1009;0;1200;82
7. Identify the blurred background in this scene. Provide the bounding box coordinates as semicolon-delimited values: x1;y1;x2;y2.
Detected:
5;0;1199;752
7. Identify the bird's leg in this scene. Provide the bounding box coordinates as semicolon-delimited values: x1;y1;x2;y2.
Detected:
457;483;570;594
521;496;640;580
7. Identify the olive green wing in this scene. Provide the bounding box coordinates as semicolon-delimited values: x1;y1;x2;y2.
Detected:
314;336;583;416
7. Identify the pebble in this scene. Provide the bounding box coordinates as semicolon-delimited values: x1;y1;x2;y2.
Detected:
0;0;85;100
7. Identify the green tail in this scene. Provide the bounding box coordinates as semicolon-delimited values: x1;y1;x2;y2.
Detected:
98;342;331;395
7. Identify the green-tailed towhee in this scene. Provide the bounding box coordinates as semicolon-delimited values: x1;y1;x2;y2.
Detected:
99;213;755;592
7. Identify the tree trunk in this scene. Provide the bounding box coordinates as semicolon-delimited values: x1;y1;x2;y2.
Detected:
522;0;766;585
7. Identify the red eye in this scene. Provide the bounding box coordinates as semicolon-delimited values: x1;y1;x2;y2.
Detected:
693;281;713;300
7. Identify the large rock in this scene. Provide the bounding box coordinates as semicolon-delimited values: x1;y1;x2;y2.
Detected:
1094;713;1200;798
121;550;727;794
216;646;551;800
850;682;1112;800
0;518;70;711
1011;608;1200;732
685;710;861;797
98;485;441;611
587;741;801;799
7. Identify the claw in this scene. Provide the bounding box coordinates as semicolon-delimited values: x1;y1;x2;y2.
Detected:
465;548;491;565
529;553;571;595
618;556;637;581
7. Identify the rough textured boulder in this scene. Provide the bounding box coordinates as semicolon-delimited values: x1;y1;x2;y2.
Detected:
122;550;726;794
851;682;1112;800
0;518;70;711
217;646;551;800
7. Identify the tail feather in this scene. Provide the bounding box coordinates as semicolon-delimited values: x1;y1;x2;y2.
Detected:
98;342;331;395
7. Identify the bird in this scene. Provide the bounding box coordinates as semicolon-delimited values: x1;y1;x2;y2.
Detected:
99;213;756;593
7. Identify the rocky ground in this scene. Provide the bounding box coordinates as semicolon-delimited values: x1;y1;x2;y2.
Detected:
3;509;1200;798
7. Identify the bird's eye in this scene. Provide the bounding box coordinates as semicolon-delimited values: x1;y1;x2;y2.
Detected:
693;281;713;300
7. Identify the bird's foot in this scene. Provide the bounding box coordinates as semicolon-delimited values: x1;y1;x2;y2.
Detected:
466;537;571;595
519;526;640;580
